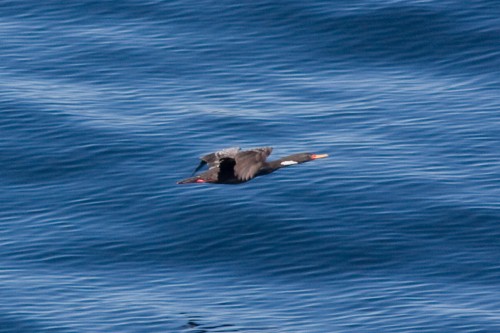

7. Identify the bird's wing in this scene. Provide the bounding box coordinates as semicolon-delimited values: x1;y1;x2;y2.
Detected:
234;147;273;181
193;147;240;174
201;147;240;167
218;157;237;182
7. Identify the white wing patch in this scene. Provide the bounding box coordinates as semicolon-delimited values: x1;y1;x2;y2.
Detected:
281;160;298;166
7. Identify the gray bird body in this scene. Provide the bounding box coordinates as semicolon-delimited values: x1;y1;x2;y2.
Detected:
177;147;328;184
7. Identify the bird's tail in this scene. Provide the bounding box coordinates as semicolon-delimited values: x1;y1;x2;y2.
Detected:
177;176;204;184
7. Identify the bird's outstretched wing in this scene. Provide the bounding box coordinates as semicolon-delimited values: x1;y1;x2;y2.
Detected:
192;147;240;175
234;147;272;181
218;157;237;182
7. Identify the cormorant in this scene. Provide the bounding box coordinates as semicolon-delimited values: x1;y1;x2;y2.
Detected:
177;147;328;184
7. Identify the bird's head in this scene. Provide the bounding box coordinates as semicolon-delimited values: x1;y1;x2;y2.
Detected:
279;153;329;165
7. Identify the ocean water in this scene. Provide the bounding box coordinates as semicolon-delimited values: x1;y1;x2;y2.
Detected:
1;1;500;332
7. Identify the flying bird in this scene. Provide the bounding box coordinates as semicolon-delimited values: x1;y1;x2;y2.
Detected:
177;147;328;184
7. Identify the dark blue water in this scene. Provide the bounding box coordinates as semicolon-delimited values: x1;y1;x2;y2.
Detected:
2;1;500;332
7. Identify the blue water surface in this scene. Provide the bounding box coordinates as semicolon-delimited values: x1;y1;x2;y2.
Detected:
1;1;500;332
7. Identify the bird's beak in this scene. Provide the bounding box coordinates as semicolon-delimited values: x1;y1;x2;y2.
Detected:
311;153;329;160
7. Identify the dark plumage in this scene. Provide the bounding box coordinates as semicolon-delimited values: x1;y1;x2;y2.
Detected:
177;147;328;184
